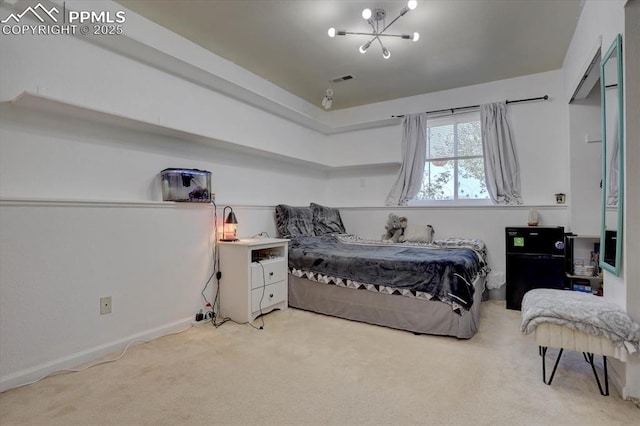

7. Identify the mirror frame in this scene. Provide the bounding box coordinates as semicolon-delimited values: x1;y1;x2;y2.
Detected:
599;34;624;276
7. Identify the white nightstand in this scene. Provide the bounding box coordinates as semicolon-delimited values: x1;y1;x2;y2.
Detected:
218;238;289;323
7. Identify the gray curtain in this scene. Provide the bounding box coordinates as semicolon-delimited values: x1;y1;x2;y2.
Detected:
481;102;522;205
385;113;427;206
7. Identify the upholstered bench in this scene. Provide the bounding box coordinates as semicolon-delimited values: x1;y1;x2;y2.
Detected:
521;289;640;396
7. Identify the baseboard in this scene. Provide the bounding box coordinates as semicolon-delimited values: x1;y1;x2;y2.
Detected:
0;317;193;393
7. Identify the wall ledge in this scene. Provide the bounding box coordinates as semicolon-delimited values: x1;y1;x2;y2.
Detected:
0;198;206;208
337;204;569;210
5;92;400;172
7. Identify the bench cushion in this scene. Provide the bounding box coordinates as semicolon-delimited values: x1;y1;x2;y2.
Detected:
521;289;640;359
534;323;627;360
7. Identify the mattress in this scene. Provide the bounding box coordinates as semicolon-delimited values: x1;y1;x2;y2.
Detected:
288;234;488;313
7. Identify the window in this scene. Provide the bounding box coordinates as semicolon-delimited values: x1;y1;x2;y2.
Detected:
414;112;489;202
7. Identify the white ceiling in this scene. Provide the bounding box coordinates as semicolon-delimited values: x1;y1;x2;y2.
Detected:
115;0;583;110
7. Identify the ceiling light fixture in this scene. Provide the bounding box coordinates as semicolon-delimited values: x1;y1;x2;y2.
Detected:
328;0;419;59
321;88;334;110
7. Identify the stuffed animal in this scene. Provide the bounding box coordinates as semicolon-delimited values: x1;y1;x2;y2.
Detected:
382;213;408;243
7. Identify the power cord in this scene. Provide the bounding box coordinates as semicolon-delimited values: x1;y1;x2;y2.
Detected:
246;260;267;330
200;199;218;317
211;269;232;328
251;231;271;238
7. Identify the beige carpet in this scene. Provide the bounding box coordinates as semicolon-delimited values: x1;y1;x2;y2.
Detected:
0;300;638;425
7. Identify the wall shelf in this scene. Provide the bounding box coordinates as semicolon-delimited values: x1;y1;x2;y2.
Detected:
6;91;400;173
566;274;602;281
564;234;602;294
0;198;212;209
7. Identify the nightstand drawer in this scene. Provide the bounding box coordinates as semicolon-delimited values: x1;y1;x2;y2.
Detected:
250;258;287;289
251;280;287;313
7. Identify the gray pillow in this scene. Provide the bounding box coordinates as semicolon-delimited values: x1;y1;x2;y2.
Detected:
310;203;346;235
275;205;314;238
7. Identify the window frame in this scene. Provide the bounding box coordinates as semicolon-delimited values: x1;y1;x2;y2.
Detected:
410;110;490;206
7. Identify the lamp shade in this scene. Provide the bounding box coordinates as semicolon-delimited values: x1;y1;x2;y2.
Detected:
221;207;238;241
225;211;238;225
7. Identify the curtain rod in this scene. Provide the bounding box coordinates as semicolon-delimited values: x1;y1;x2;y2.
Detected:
391;95;549;118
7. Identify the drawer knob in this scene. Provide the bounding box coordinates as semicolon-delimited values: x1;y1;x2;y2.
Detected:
269;272;274;276
269;294;274;298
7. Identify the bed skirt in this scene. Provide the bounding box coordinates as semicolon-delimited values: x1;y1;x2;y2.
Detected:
288;273;486;339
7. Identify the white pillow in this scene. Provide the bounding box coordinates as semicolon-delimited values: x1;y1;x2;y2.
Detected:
403;224;435;243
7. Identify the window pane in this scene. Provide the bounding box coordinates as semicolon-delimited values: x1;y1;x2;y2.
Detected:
416;114;487;202
457;158;488;199
418;161;454;200
457;121;483;156
427;125;454;159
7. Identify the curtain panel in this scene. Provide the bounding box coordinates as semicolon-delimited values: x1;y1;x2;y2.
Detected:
385;113;428;206
480;102;522;205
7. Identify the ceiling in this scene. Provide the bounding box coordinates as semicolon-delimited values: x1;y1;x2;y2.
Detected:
115;0;583;110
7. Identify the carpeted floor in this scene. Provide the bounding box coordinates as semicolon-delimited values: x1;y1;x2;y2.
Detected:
0;300;638;425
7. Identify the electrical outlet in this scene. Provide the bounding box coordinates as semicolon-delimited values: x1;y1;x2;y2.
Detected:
100;296;112;315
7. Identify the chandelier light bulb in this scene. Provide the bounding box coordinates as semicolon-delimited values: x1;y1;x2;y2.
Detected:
362;8;372;20
359;43;370;54
407;0;418;10
382;48;391;59
412;32;420;42
328;27;336;38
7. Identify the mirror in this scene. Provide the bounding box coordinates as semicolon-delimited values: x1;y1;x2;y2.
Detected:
599;34;624;275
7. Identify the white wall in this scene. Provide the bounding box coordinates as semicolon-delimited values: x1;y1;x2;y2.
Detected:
325;70;570;207
0;1;330;391
568;86;603;235
1;0;636;399
0;201;213;389
0;105;328;206
326;71;573;284
0;101;326;391
561;0;640;399
0;6;326;167
563;1;625;103
622;0;640;399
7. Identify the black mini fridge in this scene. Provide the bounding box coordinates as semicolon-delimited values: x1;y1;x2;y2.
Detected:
505;226;566;310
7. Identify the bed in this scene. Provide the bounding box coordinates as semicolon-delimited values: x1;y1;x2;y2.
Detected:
276;204;489;338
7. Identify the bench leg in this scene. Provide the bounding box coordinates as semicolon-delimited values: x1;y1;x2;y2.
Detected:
539;347;610;396
584;353;609;396
540;346;563;385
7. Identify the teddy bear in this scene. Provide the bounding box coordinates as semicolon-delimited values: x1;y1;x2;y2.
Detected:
382;213;408;243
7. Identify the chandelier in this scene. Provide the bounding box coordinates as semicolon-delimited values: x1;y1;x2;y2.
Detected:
328;0;419;59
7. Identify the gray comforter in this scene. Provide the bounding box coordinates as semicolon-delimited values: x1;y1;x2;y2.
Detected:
521;289;640;354
288;235;487;312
